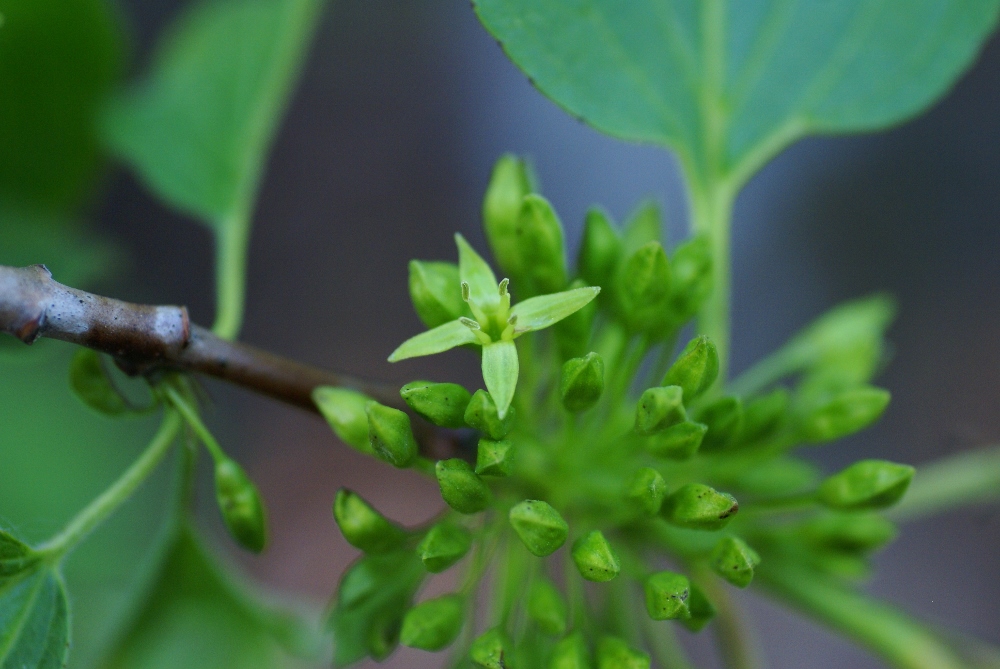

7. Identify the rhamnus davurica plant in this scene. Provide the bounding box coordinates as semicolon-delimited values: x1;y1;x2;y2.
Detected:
313;155;912;667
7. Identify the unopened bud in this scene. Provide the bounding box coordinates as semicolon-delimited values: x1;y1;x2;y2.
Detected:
695;396;744;451
409;260;466;328
644;571;690;621
550;631;591;669
668;236;713;321
799;386;890;443
817;459;914;510
417;521;473;572
400;594;465;651
615;241;671;333
662;336;719;401
799;513;897;553
554;279;598;360
662;483;738;531
679;583;715;632
470;627;513;669
333;489;405;553
645;421;707;460
509;500;569;557
578;207;622;290
313;387;373;454
528;578;568;637
512;194;569;298
634;386;685;435
596;636;651;669
475;438;515;477
464;389;515;440
436;459;492;514
367;402;418;468
571;530;620;582
560;352;605;413
401;380;472;428
625;467;667;516
741;388;790;443
710;536;760;588
215;459;268;553
483;154;534;279
622;200;662;254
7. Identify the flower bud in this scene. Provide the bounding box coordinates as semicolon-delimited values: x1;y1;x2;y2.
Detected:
679;583;716;632
622;200;662;255
509;500;569;557
550;631;591;669
572;530;621;582
528;577;568;636
436;459;492;514
483;154;534;279
799;386;890;443
464;389;515;440
634;386;686;435
741;388;790;443
644;421;707;460
214;459;268;553
560;352;605;413
578;207;621;290
367;402;418;468
662;483;738;531
644;571;691;621
710;536;760;588
799;513;897;553
400;594;465;651
817;459;914;510
625;467;667;516
596;636;651;669
615;241;671;333
417;521;473;572
668;236;713;321
470;627;513;669
333;489;406;553
409;260;467;328
554;279;598;360
400;380;472;428
312;387;374;454
662;336;718;401
475;438;515;477
695;396;744;451
511;194;569;298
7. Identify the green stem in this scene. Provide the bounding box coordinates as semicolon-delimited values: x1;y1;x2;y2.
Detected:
39;411;182;559
694;566;763;669
164;384;227;463
213;209;251;340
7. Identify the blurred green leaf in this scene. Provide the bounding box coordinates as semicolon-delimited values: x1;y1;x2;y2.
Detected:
0;553;70;669
473;0;1000;190
69;349;133;416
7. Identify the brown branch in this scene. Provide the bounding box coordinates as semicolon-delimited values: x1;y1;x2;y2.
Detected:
0;264;461;457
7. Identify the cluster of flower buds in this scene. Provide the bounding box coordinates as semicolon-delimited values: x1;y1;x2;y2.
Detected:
315;154;911;668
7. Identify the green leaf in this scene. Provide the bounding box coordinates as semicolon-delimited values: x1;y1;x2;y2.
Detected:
388;320;479;362
481;340;519;420
68;349;131;416
0;564;70;669
0;530;40;580
473;0;1000;190
510;286;601;334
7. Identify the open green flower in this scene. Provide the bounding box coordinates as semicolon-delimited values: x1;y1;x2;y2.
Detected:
389;233;599;419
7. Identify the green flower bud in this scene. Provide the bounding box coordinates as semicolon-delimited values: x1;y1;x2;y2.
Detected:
662;483;739;531
554;279;599;360
470;627;513;669
409;260;467;328
312;387;374;454
799;513;898;553
679;583;716;632
596;636;651;669
367;402;418;468
578;207;622;290
333;489;406;553
214;459;268;553
400;380;472;428
464;389;515;440
550;631;591;669
643;571;691;621
615;241;671;333
417;521;473;572
436;459;492;514
483;154;534;279
572;530;620;582
528;577;568;636
710;536;760;588
695;396;744;451
799;386;891;443
634;386;686;435
475;438;515;477
741;388;790;443
509;500;569;557
560;352;605;413
668;235;713;321
625;467;667;516
621;200;662;255
513;194;569;298
644;421;707;460
817;459;915;510
400;594;465;651
662;336;719;401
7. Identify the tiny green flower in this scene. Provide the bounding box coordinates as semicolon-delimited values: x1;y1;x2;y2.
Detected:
817;459;915;510
643;572;691;621
408;260;468;328
662;335;719;401
509;499;569;557
799;386;891;443
400;380;472;428
596;636;651;669
741;388;790;443
513;194;570;297
668;235;713;321
578;207;622;291
560;352;605;413
436;459;492;514
366;402;418;468
417;521;473;572
679;584;716;632
528;577;568;636
465;389;515;440
400;594;465;651
798;513;898;553
470;627;513;669
550;631;591;669
572;530;621;582
312;387;373;454
634;386;686;435
483;153;535;280
214;459;268;553
662;483;739;531
615;240;670;333
475;438;515;477
710;536;761;588
333;489;406;554
696;396;744;451
644;421;708;460
625;467;668;516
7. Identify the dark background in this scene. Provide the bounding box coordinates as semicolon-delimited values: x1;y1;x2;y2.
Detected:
8;1;1000;666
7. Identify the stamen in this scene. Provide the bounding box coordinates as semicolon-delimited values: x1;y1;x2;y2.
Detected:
461;282;471;302
498;278;509;296
459;317;481;330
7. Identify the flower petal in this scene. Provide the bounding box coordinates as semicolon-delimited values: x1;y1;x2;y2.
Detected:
482;340;519;419
456;233;500;309
509;286;600;333
388;320;479;362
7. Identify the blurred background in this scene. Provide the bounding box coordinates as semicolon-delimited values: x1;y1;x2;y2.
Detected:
1;0;999;667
